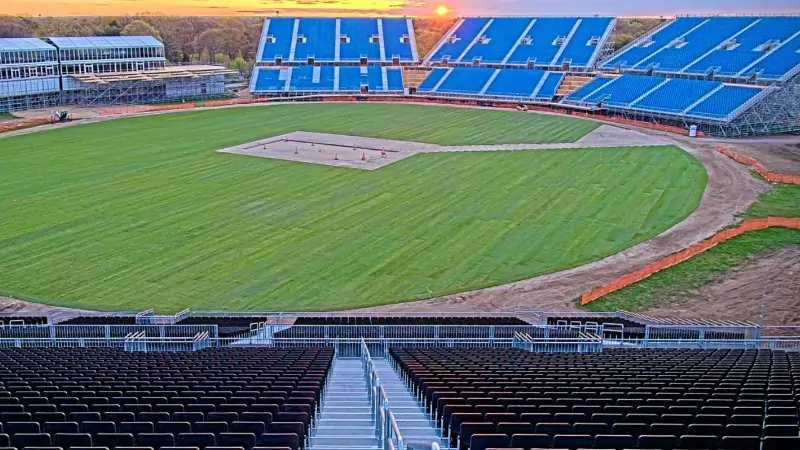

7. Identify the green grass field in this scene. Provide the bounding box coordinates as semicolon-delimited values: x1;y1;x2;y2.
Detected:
0;104;706;312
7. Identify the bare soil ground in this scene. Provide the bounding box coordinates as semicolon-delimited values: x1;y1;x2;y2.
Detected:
0;295;85;316
644;246;800;326
0;102;785;323
703;135;800;176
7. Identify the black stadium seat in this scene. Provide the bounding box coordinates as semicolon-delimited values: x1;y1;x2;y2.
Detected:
0;348;329;450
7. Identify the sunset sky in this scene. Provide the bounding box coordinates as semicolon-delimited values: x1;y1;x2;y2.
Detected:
4;0;800;17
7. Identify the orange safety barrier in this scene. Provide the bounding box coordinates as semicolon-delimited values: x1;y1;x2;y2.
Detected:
0;117;52;133
580;216;800;305
99;103;196;116
716;146;800;185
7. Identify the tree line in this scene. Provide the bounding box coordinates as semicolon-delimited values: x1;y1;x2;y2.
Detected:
0;15;660;76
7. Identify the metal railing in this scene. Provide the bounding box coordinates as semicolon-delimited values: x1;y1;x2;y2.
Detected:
123;331;211;352
513;331;604;353
362;338;404;450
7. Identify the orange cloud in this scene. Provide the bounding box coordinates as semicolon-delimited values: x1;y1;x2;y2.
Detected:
4;0;432;16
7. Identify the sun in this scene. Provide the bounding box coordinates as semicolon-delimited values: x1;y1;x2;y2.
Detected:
436;5;449;16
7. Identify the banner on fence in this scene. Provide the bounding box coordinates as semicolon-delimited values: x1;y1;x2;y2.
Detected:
581;217;800;305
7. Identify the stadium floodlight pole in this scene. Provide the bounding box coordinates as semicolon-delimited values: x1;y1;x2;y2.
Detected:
759;281;768;328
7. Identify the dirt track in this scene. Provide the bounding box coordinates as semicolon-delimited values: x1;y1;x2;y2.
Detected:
0;102;779;319
703;135;800;176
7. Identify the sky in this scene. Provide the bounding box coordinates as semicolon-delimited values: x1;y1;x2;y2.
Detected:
4;0;800;17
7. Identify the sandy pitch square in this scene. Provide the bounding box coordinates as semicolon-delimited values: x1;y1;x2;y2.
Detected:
217;131;442;170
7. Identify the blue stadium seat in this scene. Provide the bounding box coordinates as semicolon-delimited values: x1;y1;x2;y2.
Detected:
295;18;336;62
257;17;417;64
251;68;286;93
288;65;335;92
686;85;762;119
555;17;614;67
564;76;615;103
633;78;720;113
259;18;295;63
417;68;450;92
460;18;535;64
684;17;800;77
429;18;491;63
602;16;800;80
483;69;546;98
381;18;416;62
339;18;381;62
435;67;496;95
507;18;581;66
431;17;612;68
534;72;565;100
582;74;666;106
602;17;709;69
337;66;400;93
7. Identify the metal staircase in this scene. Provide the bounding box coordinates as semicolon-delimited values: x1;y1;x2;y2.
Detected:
372;358;448;450
311;358;380;450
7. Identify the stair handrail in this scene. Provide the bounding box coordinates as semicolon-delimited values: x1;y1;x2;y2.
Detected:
361;337;404;450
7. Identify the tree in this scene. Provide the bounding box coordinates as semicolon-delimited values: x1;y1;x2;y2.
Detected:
193;28;225;63
230;54;250;76
121;20;162;41
0;15;35;37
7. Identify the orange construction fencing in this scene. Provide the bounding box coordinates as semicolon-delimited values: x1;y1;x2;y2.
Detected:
98;103;196;116
0;118;52;133
580;217;800;305
716;146;800;185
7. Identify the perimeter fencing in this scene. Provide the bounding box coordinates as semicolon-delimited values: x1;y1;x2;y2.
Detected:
0;322;797;352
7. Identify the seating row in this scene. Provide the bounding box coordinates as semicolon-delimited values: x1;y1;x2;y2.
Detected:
469;432;798;449
563;74;763;120
390;347;800;450
0;348;333;450
251;66;403;93
417;68;565;102
428;17;614;68
258;17;417;63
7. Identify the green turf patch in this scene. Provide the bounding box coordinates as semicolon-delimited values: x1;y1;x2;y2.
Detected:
581;183;800;312
0;112;17;121
0;104;704;312
742;184;800;219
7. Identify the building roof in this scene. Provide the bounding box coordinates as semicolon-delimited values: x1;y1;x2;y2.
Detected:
47;36;163;50
0;38;57;52
69;65;237;83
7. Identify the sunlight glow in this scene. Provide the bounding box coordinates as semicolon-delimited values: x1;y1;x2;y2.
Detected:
436;5;449;16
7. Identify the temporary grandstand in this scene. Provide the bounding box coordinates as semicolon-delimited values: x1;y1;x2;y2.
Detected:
590;16;800;136
256;17;419;65
0;36;236;112
0;310;798;450
251;17;418;97
424;17;616;70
